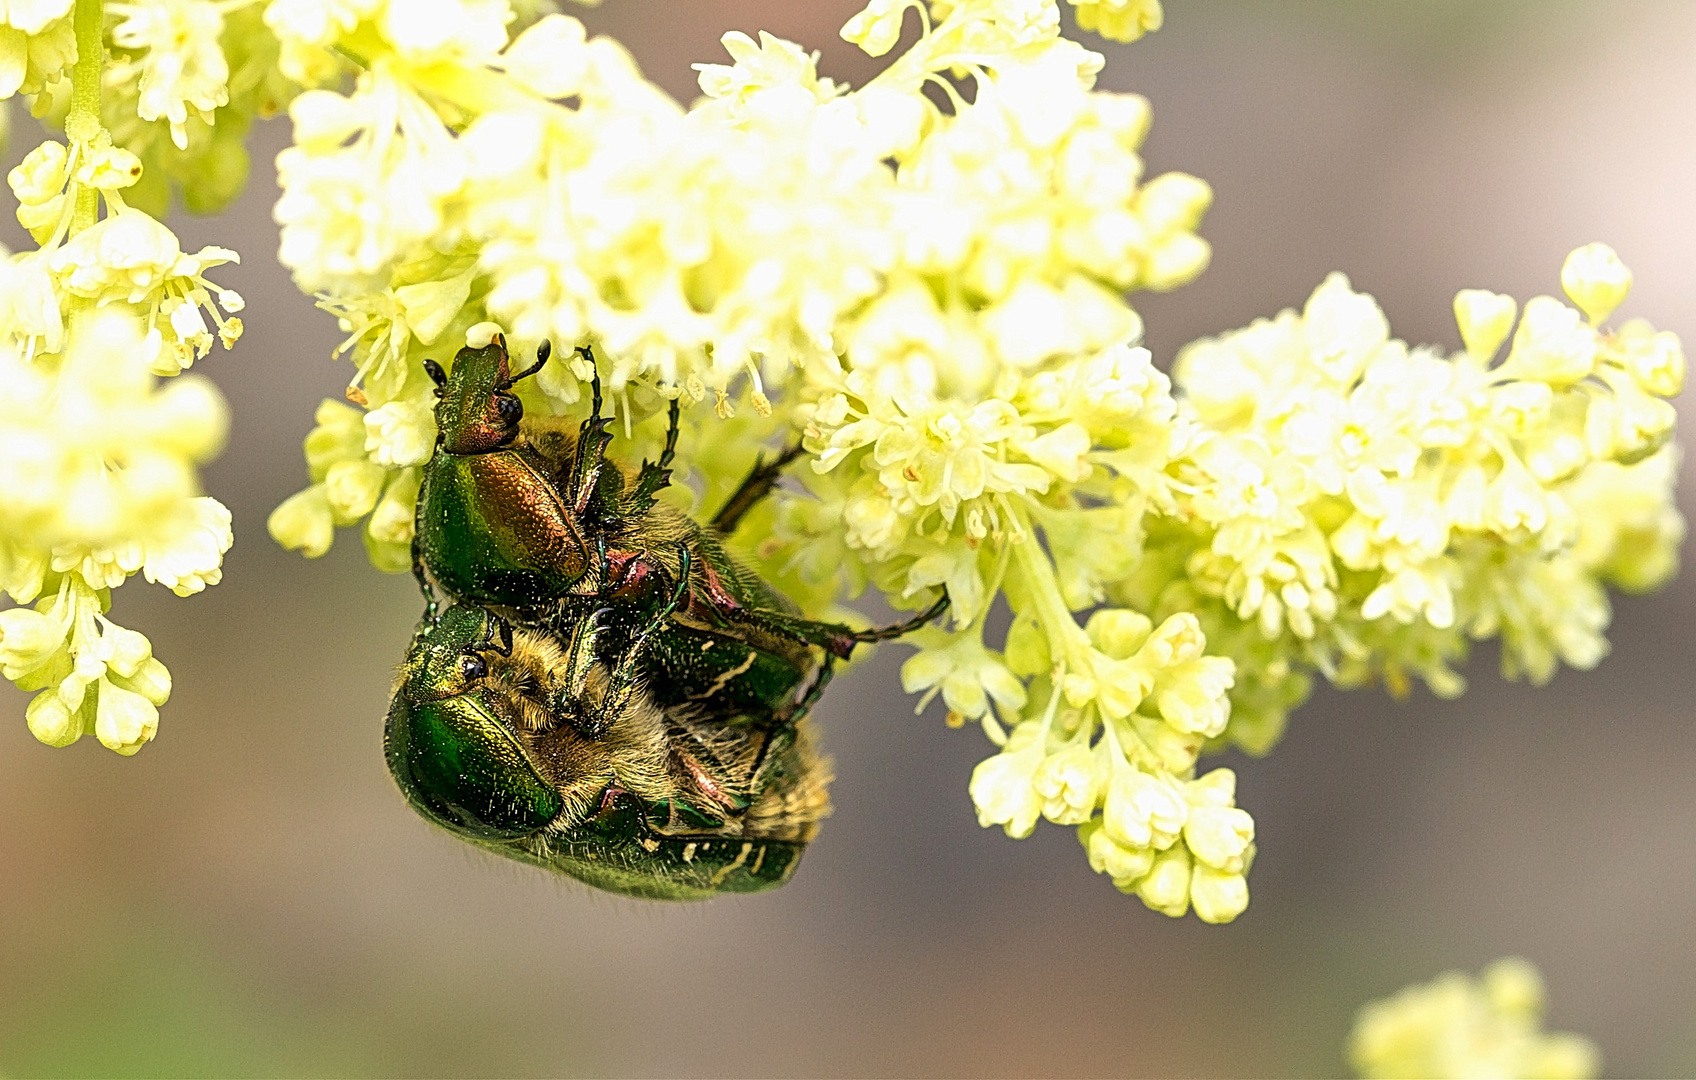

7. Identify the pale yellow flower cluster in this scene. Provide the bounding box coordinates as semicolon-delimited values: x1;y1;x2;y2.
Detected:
23;1;296;216
795;334;1250;919
783;244;1680;921
265;0;1209;567
1141;245;1684;753
0;0;244;752
1349;958;1600;1079
259;0;1685;920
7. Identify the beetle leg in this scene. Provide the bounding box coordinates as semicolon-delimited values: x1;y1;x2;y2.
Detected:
549;606;613;736
656;396;681;471
475;610;514;658
567;346;614;520
746;650;834;781
578;545;694;738
627;396;681;515
409;532;438;623
710;441;804;535
844;590;952;643
717;589;950;659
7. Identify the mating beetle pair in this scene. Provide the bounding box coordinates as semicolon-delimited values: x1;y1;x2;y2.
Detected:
386;335;946;897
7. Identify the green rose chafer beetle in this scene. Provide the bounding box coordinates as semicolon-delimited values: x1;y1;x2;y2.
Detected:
410;333;946;735
386;601;829;898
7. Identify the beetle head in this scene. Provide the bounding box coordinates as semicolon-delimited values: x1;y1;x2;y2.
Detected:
387;606;564;839
430;336;549;455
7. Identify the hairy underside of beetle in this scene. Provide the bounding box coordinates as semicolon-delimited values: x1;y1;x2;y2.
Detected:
482;626;831;844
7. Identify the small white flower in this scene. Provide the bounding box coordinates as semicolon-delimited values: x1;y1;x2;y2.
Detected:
1033;741;1104;824
968;721;1048;838
364;396;436;468
141;496;232;596
900;629;1027;720
1505;296;1597;385
111;0;232;150
1102;765;1188;850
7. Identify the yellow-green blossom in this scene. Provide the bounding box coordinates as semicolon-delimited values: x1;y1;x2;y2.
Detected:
0;1;241;753
253;0;1684;922
0;0;76;100
1349;958;1600;1079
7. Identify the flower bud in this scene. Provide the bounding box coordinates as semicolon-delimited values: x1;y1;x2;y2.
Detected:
1480;957;1544;1019
502;15;590;99
1034;743;1104;824
841;0;909;58
1136;843;1192;917
1104;766;1188;849
79;146;143;191
26;689;81;747
1183;804;1254;872
1139;233;1211;292
368;468;421;546
1560;242;1631;326
324;459;387;523
1611;320;1685;399
93;620;152;678
1190;864;1249;923
969;738;1045;839
1454;289;1517;360
8;139;68;207
113;656;172;706
148;379;227;466
1303;272;1389;384
0;605;68;679
268;485;335;558
95;678;159;755
1505;296;1596;385
304;399;368;479
364;398;435;468
1081;819;1155;889
1488;381;1552;438
1135;172;1212;237
1085;607;1152;659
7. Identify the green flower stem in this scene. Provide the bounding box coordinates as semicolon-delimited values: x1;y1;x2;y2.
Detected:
1008;512;1086;666
67;0;106;235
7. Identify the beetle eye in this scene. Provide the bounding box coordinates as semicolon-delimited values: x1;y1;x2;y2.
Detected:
459;653;488;682
495;393;523;426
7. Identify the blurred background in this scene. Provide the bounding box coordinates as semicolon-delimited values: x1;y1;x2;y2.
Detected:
3;1;1694;1075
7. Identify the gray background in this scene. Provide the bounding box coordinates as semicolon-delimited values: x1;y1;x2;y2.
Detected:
2;2;1692;1075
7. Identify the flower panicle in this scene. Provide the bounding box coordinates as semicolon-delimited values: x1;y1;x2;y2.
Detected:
265;0;1211;565
0;0;243;753
244;0;1684;920
821;244;1680;921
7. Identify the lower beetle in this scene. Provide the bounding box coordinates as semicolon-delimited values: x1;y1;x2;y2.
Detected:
385;603;830;898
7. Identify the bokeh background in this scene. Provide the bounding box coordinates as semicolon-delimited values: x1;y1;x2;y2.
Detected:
3;1;1694;1075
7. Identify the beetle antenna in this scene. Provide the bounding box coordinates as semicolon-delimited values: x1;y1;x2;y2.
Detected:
500;341;550;389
